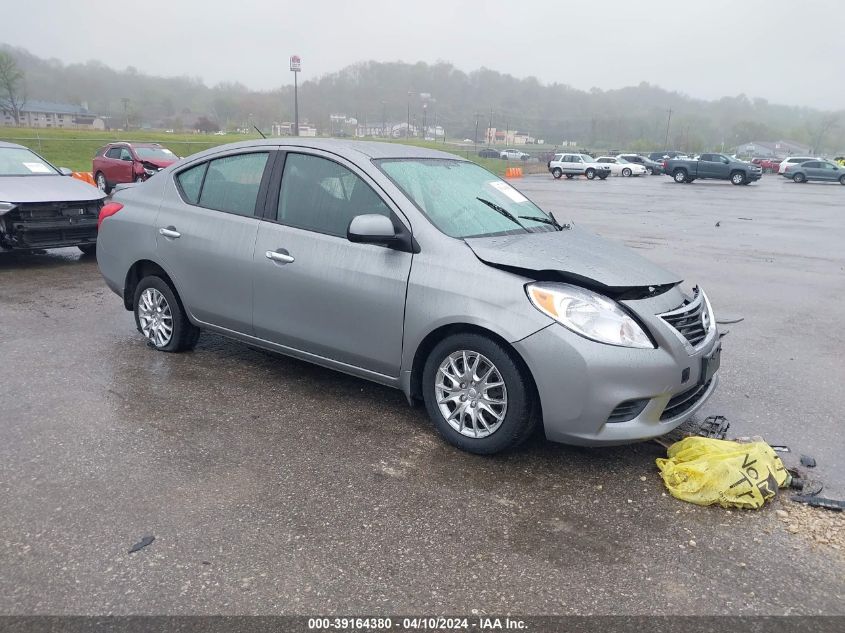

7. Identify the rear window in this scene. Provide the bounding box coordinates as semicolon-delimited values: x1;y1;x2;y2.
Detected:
176;162;208;204
198;152;269;217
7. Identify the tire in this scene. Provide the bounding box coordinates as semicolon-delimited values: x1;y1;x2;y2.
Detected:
565;174;574;179
622;168;632;177
95;172;110;194
585;168;596;180
646;167;654;175
422;333;536;455
598;174;608;180
793;173;806;183
673;169;688;183
133;275;200;352
78;244;96;256
685;177;696;183
730;171;746;185
552;167;562;179
840;175;845;185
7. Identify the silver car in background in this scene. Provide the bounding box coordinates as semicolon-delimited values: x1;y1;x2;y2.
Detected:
97;139;721;454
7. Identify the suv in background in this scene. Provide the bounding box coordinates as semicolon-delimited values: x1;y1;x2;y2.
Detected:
93;142;179;193
548;153;611;180
777;156;815;174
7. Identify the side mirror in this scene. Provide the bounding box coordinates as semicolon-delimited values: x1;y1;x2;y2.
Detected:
58;167;73;176
347;214;416;252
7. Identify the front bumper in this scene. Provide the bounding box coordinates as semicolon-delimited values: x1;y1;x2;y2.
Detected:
513;289;721;446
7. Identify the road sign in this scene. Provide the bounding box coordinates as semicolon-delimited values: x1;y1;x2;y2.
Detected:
290;55;301;72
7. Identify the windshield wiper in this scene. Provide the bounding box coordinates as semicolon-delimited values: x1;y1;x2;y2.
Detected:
518;215;568;230
476;197;526;230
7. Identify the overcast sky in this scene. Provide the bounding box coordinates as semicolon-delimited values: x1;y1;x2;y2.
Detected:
4;0;844;109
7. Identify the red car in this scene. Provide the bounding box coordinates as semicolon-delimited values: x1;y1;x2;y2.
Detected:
750;157;779;173
92;142;178;193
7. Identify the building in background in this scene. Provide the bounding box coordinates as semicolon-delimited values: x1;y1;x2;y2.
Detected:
271;121;317;137
735;139;812;158
1;100;105;129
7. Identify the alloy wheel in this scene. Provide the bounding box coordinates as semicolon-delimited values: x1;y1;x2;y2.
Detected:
435;350;508;438
137;288;173;348
96;173;106;191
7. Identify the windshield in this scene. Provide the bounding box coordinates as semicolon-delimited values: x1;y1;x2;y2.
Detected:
0;147;58;176
134;146;177;160
376;159;558;238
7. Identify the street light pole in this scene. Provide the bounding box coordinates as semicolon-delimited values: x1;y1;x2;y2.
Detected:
290;55;301;136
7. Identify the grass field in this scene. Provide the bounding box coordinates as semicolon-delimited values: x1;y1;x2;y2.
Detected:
0;127;546;176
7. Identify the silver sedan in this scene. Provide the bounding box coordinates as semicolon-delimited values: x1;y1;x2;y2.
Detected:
97;139;721;454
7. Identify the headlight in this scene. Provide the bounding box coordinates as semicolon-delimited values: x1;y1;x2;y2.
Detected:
0;201;17;216
526;282;654;348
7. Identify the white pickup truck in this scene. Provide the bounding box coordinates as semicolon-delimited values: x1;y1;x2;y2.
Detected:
547;153;611;180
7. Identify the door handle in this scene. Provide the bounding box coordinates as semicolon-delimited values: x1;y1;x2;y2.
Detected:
265;249;295;264
159;227;181;239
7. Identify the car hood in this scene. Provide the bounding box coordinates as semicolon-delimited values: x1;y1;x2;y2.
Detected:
464;225;682;290
0;175;106;206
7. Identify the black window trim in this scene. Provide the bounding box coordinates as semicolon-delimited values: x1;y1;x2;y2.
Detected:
259;148;414;248
172;148;277;219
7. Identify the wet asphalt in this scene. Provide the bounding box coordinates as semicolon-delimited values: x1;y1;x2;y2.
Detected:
0;173;843;615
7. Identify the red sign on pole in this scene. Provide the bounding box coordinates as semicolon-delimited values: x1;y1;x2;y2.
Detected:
290;55;301;72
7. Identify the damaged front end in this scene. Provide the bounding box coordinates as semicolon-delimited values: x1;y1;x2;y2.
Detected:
0;199;102;251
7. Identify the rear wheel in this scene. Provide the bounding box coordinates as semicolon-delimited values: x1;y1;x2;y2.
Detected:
646;167;654;175
622;167;632;177
551;167;562;179
730;171;746;185
133;275;200;352
793;172;806;183
585;168;596;180
673;169;688;183
422;333;535;455
95;172;110;194
565;174;574;179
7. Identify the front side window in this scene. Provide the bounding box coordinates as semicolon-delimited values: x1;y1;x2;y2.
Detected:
0;147;58;176
119;148;133;161
198;152;269;217
377;159;557;239
277;153;391;236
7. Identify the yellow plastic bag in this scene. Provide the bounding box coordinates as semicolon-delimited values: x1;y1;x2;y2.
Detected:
656;437;790;509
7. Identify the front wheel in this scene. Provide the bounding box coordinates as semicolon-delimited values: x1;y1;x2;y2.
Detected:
731;171;746;185
598;174;608;180
622;168;632;177
422;334;536;455
840;175;845;185
585;168;596;180
133;276;200;352
552;167;562;179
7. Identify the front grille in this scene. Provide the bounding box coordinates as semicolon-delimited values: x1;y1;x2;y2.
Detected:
3;200;100;249
607;399;648;423
659;289;709;347
661;380;712;421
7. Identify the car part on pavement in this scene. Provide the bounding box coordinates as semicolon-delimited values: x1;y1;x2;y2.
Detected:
790;495;844;512
800;455;817;468
128;535;155;554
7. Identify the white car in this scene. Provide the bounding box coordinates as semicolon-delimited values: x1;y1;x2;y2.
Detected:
778;156;815;174
548;153;611;180
595;156;647;177
500;149;530;161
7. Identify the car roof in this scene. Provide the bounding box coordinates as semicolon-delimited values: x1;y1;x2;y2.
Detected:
180;138;464;163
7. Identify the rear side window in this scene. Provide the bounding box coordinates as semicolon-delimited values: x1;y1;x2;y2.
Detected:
276;153;391;237
803;162;819;168
198;152;269;217
105;147;122;159
176;162;208;204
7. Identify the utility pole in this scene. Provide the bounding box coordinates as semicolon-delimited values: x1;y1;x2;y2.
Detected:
474;113;479;151
121;98;130;129
488;108;493;146
664;107;673;150
407;91;415;139
290;55;301;136
382;101;386;138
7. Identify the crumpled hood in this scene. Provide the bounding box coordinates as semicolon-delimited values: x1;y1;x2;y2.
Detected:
141;158;177;169
464;225;682;290
0;175;106;206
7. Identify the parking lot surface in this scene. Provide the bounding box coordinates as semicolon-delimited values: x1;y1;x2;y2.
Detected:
1;173;843;615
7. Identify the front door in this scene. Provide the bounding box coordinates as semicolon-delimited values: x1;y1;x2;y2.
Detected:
252;150;413;377
155;149;273;333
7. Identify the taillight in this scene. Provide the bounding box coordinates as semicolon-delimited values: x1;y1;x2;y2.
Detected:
98;202;123;230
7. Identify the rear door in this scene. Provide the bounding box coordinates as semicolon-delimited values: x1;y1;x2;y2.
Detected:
155;149;274;333
102;147;125;184
563;155;582;174
251;150;413;377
